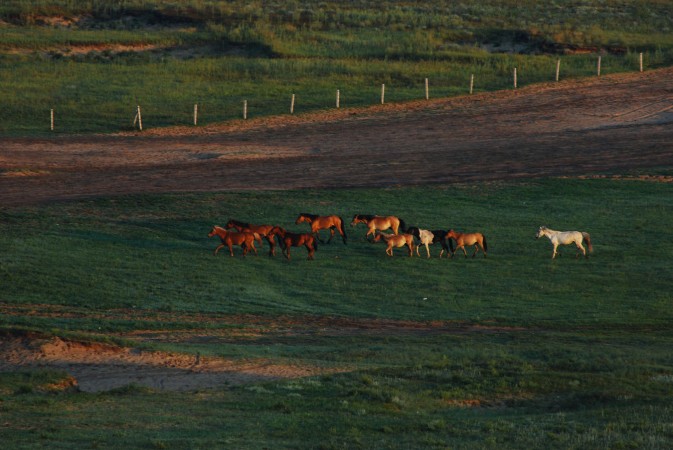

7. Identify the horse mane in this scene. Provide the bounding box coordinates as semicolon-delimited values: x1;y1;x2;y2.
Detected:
227;218;250;228
398;218;407;233
354;214;377;221
406;226;420;238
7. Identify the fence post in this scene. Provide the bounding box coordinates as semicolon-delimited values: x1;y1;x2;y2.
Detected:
336;89;340;108
556;59;561;82
597;56;601;77
50;108;54;131
513;68;517;89
639;52;643;72
381;84;385;104
193;104;198;126
136;105;143;131
243;100;247;119
425;78;429;100
470;74;474;94
290;94;295;114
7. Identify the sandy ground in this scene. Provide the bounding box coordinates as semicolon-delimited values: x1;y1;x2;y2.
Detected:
2;68;672;391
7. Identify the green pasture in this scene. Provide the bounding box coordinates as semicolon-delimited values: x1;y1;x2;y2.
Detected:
2;177;673;448
2;0;673;135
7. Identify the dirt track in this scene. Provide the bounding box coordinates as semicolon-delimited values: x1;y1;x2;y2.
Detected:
2;68;673;207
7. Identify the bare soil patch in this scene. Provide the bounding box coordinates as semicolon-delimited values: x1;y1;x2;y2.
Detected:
0;330;345;393
1;67;673;207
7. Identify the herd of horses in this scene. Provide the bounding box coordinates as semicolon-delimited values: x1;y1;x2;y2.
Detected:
208;213;593;260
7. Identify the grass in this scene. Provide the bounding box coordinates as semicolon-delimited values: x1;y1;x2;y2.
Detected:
1;176;673;447
1;1;673;135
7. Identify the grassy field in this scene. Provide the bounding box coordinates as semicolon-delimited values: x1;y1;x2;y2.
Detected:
1;0;673;135
2;176;673;448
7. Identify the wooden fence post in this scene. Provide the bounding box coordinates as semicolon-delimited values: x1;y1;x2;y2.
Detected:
513;68;517;89
136;105;143;131
639;52;643;72
597;56;602;77
50;108;54;131
425;78;429;100
290;94;295;114
336;89;340;108
470;74;474;94
193;104;198;126
243;100;247;119
381;84;385;104
556;59;561;82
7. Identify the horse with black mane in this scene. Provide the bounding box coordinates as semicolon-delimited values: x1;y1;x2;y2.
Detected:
268;226;318;260
295;213;347;244
225;219;278;256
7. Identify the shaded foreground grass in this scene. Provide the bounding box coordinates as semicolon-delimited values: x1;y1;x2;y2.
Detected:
1;177;673;448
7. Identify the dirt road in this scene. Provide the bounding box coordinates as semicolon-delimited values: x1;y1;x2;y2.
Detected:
2;68;673;207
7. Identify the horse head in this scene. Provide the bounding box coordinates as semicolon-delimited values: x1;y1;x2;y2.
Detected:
535;226;547;239
445;229;457;240
208;225;223;238
296;213;314;225
269;226;286;238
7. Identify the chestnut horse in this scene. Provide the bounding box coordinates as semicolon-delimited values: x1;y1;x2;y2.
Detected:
295;213;347;244
445;229;488;258
373;232;415;257
225;219;277;256
208;225;261;256
269;226;318;260
536;226;593;259
351;214;407;240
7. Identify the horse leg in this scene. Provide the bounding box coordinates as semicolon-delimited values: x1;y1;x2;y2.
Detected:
326;227;335;244
386;244;393;256
250;241;258;256
228;242;234;257
552;243;558;259
576;242;586;258
284;245;291;260
306;244;315;260
460;245;468;258
425;243;431;258
408;243;414;257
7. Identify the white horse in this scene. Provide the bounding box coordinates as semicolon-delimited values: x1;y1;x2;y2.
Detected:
536;226;593;259
414;229;435;258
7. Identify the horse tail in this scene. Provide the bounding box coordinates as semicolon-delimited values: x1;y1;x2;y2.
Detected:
582;232;593;253
338;216;347;244
482;234;488;252
399;218;407;233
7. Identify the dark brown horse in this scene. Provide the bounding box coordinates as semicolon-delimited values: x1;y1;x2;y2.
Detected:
225;219;278;256
269;226;318;260
295;213;347;244
351;214;407;240
208;225;261;256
